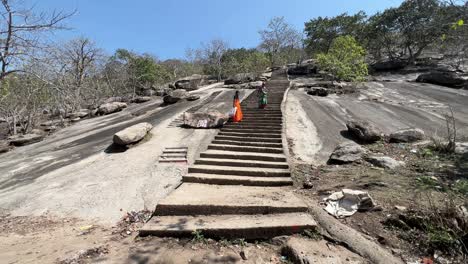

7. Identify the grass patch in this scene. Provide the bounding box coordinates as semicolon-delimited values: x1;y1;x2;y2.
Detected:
452;179;468;196
416;176;440;190
191;230;206;244
303;229;322;240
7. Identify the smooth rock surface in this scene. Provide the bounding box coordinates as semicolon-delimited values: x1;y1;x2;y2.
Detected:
113;122;153;146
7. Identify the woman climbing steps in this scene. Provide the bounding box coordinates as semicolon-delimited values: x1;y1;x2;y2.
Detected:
257;81;268;109
232;90;243;122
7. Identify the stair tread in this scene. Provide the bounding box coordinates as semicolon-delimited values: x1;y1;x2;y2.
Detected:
183;174;293;186
140;213;316;238
203;149;286;158
209;144;283;151
190;164;290;174
155;183;307;214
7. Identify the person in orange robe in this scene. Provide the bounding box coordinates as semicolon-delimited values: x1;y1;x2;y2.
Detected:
232;91;243;122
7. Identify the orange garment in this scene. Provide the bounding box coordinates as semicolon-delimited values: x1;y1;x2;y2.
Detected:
232;98;243;122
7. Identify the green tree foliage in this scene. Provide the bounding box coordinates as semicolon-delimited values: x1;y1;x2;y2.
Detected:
304;0;465;64
221;48;269;77
317;36;368;82
109;49;171;88
366;0;453;63
304;11;367;55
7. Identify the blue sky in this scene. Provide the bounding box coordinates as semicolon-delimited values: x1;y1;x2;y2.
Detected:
36;0;404;60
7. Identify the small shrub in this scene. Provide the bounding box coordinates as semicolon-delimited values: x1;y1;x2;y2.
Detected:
453;179;468;195
303;229;322;240
191;230;206;244
233;238;247;247
427;229;458;252
316;35;368;82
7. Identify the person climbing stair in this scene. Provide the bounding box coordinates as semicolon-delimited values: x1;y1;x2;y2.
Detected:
257;81;268;109
232;90;243;122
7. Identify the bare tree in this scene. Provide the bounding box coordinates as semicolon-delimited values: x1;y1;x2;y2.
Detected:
55;37;103;104
259;16;302;67
0;0;74;81
200;39;229;81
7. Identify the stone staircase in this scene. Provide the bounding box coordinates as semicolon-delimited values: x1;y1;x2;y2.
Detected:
140;71;316;239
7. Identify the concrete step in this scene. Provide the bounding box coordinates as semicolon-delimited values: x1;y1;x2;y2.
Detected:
183;174;293;186
140;213;316;239
195;158;288;169
223;124;282;129
208;144;283;154
215;135;282;143
154;183;308;216
220;128;282;134
228;121;282;126
188;164;290;177
201;150;286;162
240;118;283;122
218;132;282;138
242;114;283;118
211;140;283;148
242;110;282;113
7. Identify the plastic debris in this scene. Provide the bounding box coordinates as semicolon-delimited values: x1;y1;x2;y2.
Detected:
323;189;375;218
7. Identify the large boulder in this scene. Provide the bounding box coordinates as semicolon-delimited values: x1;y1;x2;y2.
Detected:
328;142;367;164
174;74;205;91
163;89;187;104
130;96;152;103
113;122;153;146
307;87;329;97
455;142;468;154
365;156;405;170
98;102;127;115
70;110;89;119
186;95;200;101
183;111;228;128
346;120;382;143
0;118;6;123
40;119;64;127
370;60;407;72
155;88;172;97
416;71;466;88
248;81;264;89
8;133;44;146
104;96;125;104
389;128;425;143
287;64;317;75
224;73;257;85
